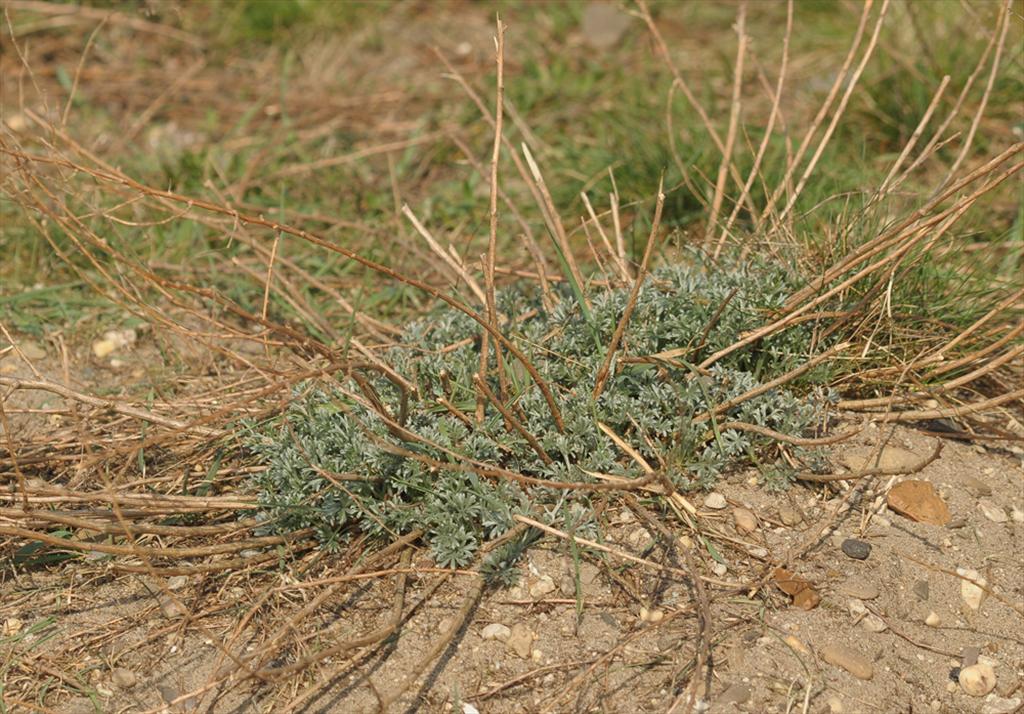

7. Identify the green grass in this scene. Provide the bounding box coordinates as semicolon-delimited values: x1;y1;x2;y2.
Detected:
1;0;1019;356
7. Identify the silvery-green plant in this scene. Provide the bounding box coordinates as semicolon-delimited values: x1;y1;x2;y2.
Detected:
244;256;834;569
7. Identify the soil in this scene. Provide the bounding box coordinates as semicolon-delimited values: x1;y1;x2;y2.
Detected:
4;339;1023;714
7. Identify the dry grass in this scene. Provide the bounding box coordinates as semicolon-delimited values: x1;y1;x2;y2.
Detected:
1;1;1021;711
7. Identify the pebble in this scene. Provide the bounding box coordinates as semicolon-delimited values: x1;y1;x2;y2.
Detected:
704;493;727;510
713;682;751;707
826;696;845;713
848;599;888;632
529;575;556;599
887;479;952;525
820;644;873;680
157;594;186;619
838;579;880;600
784;635;810;655
778;506;802;527
925;611;942;627
842;446;920;472
841;538;872;560
18;342;47;360
1012;506;1024;523
982;694;1022;714
437;617;454;635
639;607;664;623
2;618;22;637
167;576;188;591
913;579;930;601
959;663;997;696
506;623;536;659
979;500;1008;523
711;562;728;577
958;568;987;610
748;546;769;559
963;476;993;497
732;507;757;535
111;668;137;689
627;527;652;547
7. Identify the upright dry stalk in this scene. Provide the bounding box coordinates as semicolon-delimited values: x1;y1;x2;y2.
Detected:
777;0;891;225
707;2;747;253
757;0;874;231
717;0;792;252
592;179;666;400
937;0;1012;191
478;16;506;419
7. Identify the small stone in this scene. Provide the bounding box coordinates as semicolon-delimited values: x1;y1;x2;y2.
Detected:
714;682;751;707
820;644;873;680
481;623;511;642
531;648;543;663
847;599;885;631
1011;506;1024;523
2;618;22;637
838;579;880;600
959;663;997;696
437;617;454;635
167;576;188;591
963;476;993;497
732;507;757;534
529;575;556;599
507;623;536;659
778;506;802;527
647;608;664;623
861;613;888;633
158;594;186;619
841;538;872;560
958;568;987;610
887;480;951;525
784;635;810;655
925;611;942;627
773;567;821;610
979;500;1008;523
842;446;919;472
111;668;137;689
748;547;769;559
826;696;844;713
92;339;118;358
18;342;47;360
627;527;651;547
913;579;930;601
711;562;728;577
704;493;727;510
982;694;1022;714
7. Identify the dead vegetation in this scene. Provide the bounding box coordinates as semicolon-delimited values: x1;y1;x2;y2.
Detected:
1;1;1021;712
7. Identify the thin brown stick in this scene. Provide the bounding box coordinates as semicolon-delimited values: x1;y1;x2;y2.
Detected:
592;179;666;400
797;440;942;482
707;3;747;251
0;375;223;437
473;373;552;464
1;145;567;432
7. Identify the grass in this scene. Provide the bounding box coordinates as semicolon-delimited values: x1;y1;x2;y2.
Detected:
1;0;1022;710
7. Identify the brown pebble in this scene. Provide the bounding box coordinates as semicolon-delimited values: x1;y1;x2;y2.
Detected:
820;644;873;680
